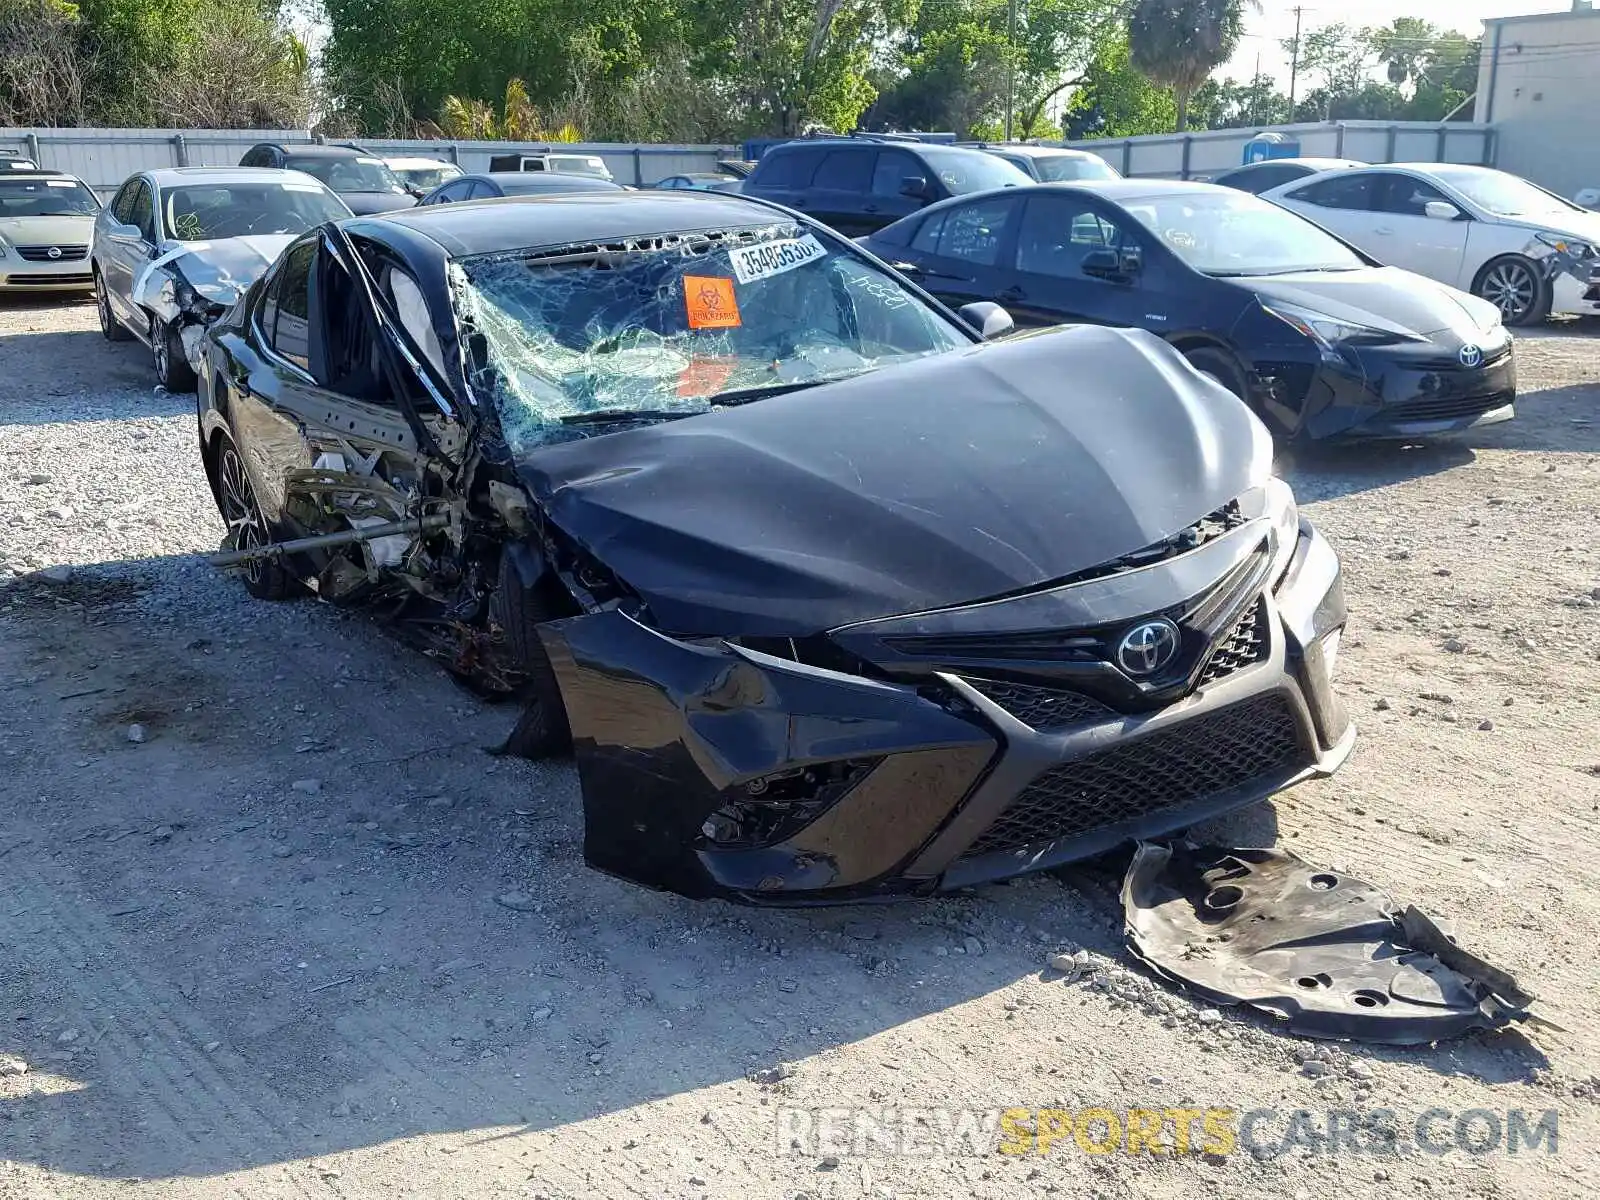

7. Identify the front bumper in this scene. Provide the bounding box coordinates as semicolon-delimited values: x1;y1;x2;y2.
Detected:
0;247;94;291
540;515;1352;904
1257;338;1517;441
1552;269;1600;318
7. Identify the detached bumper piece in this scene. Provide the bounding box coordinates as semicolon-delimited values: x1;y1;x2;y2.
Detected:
542;513;1352;904
1123;842;1546;1045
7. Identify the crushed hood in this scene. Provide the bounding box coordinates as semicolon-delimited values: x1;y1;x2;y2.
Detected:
0;214;94;246
1237;266;1487;341
517;325;1271;637
140;235;294;307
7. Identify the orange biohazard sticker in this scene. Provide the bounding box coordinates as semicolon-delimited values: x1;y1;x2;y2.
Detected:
683;275;741;329
677;356;738;397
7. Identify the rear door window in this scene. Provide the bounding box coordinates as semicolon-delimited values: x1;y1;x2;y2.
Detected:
811;149;872;192
920;196;1020;267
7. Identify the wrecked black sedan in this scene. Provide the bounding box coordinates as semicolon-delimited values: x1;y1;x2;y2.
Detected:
195;191;1354;903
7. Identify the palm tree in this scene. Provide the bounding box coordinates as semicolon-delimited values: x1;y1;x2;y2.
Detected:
1127;0;1256;132
1370;17;1436;87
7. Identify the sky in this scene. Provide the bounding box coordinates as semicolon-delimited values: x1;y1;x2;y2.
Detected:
1220;0;1577;85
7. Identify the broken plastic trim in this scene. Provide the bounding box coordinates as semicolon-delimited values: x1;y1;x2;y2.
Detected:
1122;842;1544;1045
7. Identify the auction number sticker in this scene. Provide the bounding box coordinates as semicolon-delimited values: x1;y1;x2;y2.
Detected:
729;234;826;284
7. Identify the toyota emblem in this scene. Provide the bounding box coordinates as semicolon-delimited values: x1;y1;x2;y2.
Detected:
1458;343;1483;368
1116;618;1181;676
46;246;62;260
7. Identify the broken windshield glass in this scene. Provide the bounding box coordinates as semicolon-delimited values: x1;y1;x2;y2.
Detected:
451;223;970;453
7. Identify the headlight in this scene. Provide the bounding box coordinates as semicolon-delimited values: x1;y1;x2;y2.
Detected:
1535;231;1598;259
1260;300;1388;353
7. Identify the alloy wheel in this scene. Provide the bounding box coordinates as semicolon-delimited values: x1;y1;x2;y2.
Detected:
218;443;267;589
1479;260;1536;323
96;278;113;335
151;318;169;380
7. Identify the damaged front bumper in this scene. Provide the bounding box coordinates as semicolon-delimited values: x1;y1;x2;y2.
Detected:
540;514;1353;904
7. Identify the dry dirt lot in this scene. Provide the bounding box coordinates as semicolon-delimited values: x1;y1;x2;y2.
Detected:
1;294;1598;1200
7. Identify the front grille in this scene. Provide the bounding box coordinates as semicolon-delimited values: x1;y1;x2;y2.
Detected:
15;244;88;262
964;694;1304;857
963;677;1113;730
1196;599;1268;685
8;273;91;285
1378;392;1513;424
1405;344;1513;372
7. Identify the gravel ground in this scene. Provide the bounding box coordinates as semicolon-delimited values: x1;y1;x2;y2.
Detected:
2;293;1598;1199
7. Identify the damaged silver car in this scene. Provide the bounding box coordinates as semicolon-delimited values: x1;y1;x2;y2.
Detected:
92;168;353;390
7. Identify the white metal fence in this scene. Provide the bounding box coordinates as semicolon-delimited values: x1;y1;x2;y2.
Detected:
0;127;738;195
1066;120;1496;180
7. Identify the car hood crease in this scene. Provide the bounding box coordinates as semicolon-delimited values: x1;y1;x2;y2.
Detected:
515;326;1268;637
1238;267;1484;340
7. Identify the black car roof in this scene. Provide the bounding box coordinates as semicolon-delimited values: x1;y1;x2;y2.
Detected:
764;139;991;161
364;191;793;258
264;144;369;159
476;172;625;192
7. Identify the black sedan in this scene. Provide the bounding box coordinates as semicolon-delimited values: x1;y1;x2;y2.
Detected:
417;172;625;204
860;180;1516;441
194;191;1352;903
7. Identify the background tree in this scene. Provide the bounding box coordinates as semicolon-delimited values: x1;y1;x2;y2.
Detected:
1369;15;1436;87
1063;29;1176;137
1126;0;1253;131
0;0;86;126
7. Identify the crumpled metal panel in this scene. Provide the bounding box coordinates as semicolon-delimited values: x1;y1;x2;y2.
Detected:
1122;841;1544;1045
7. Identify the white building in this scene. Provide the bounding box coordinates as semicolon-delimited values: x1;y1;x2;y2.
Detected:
1474;3;1600;197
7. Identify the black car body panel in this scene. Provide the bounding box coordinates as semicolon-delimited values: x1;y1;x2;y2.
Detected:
861;180;1516;442
194;190;1352;904
517;325;1268;636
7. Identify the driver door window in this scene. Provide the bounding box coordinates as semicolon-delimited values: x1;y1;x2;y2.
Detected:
1014;196;1127;280
1370;173;1471;281
266;240;315;371
128;181;155;242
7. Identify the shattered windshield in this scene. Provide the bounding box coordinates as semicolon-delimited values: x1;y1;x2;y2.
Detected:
163;183;350;241
454;223;971;451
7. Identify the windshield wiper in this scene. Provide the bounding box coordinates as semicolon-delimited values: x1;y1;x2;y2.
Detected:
559;408;703;426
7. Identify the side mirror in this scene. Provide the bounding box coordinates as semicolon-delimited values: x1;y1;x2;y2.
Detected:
105;221;142;239
1423;200;1463;221
405;185;425;199
958;301;1015;340
900;175;929;200
1082;245;1140;280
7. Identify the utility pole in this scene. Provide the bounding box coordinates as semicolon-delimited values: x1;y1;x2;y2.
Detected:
1287;5;1303;119
1252;51;1261;124
1004;0;1017;141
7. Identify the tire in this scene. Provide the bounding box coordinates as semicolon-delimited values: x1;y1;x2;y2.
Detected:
95;270;130;342
152;317;197;393
214;432;298;601
490;553;573;759
1473;255;1550;327
1181;345;1250;401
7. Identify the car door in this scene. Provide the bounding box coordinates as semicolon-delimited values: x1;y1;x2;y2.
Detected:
895;194;1025;311
1367;172;1472;286
867;148;933;228
1275;171;1384;256
743;147;824;211
424;179;470;205
229;235;442;550
1002;193;1157;330
800;148;875;235
102;178;156;327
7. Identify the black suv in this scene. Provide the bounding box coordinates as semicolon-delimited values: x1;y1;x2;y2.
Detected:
740;138;1030;236
238;143;415;215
